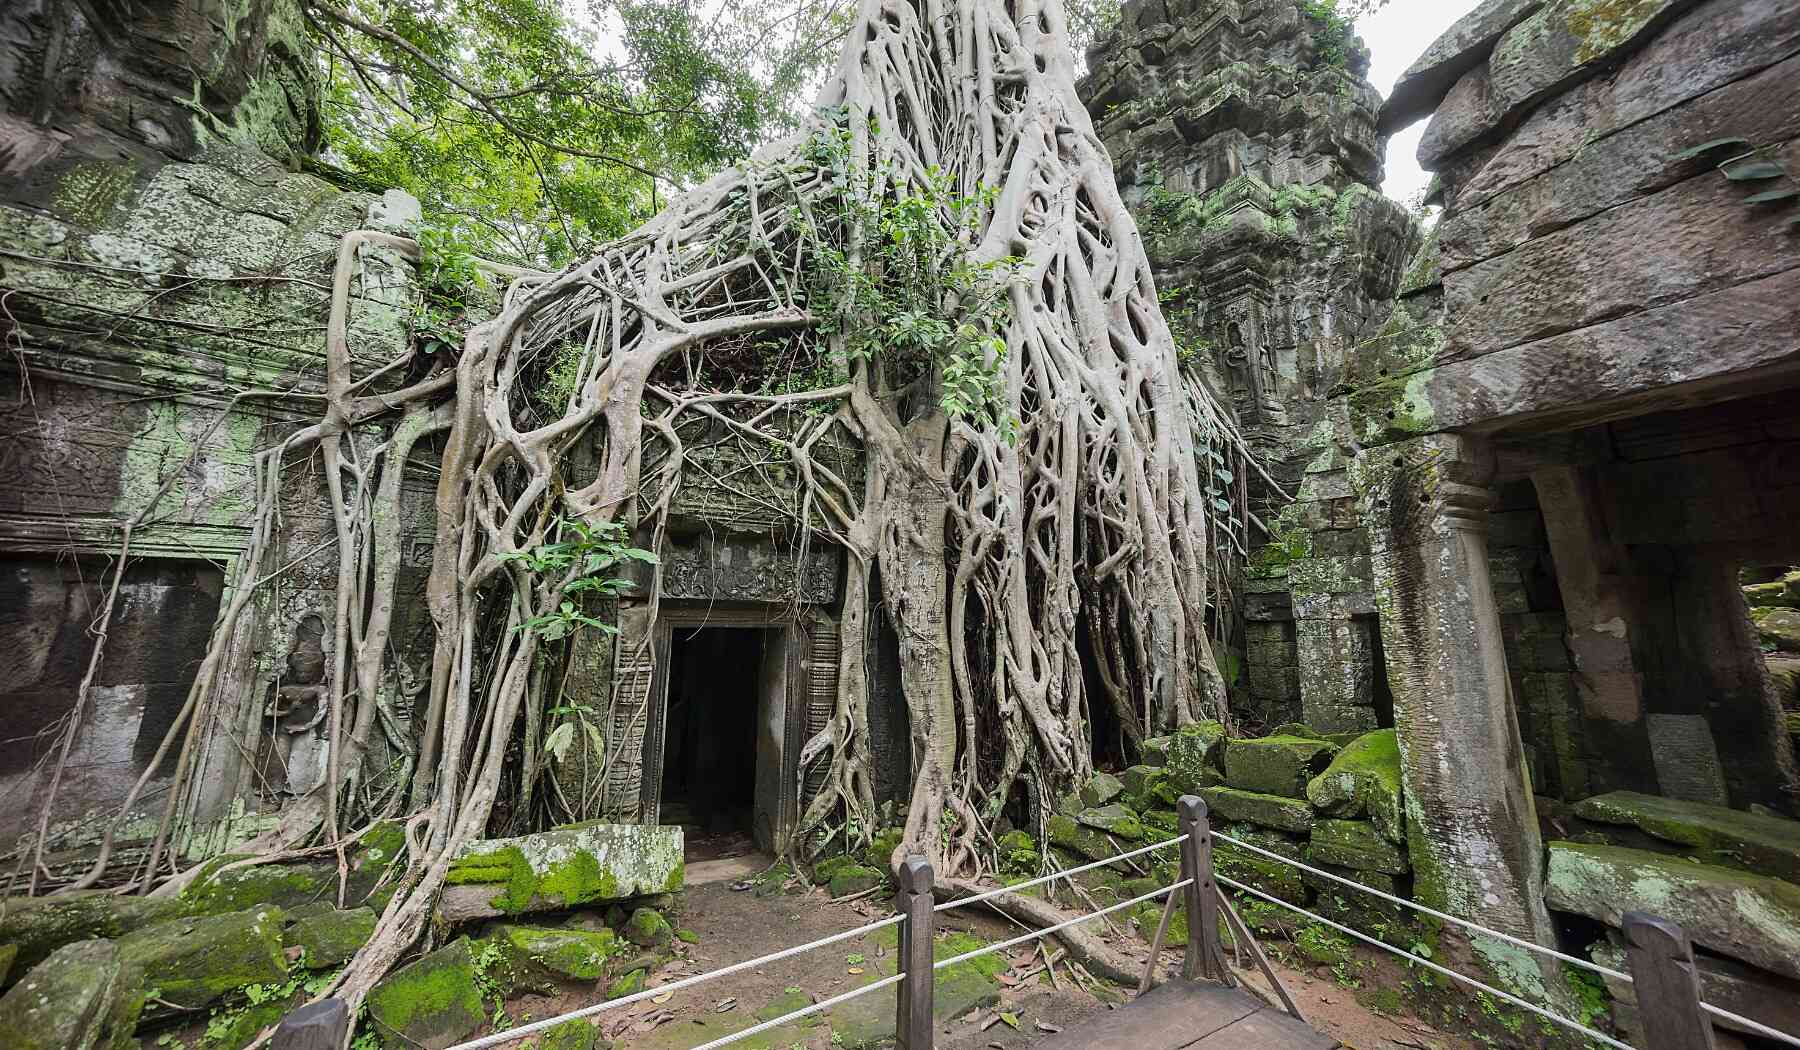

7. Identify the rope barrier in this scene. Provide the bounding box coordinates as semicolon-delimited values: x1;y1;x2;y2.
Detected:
1212;830;1632;984
933;878;1193;970
444;913;905;1050
1700;1001;1800;1048
933;833;1188;913
1215;874;1637;1050
689;973;907;1050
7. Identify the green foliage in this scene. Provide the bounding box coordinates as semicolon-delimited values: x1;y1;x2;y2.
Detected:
311;0;842;265
1297;0;1371;72
1563;966;1612;1028
1673;137;1800;232
499;517;659;642
800;112;1023;435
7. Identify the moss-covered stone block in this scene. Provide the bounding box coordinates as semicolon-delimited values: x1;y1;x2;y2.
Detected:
1075;803;1144;840
623;907;673;948
1048;814;1124;862
443;823;683;919
539;1018;604;1050
177;858;372;916
283;906;375;968
1306;728;1405;843
861;827;905;871
1120;764;1174;810
1215;826;1310;904
606;967;646;999
1200;786;1314;834
812;854;861;885
1081;772;1125;806
487;924;622;991
825;864;884;898
367;938;486;1050
1223;735;1337;798
1142;807;1179;835
1546;842;1800;979
0;939;143;1050
1753;607;1800;653
1308;819;1407;875
1304;865;1418;947
1133;899;1189;947
1572;790;1800;885
117;906;289;1012
0;893;183;985
1158;720;1228;795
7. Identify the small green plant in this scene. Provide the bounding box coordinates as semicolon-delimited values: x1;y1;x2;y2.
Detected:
413;226;491;357
499;517;659;642
1672;137;1800;232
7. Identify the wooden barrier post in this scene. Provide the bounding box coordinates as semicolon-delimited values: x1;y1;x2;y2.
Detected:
272;998;350;1050
1623;912;1716;1050
896;855;936;1050
1178;795;1221;981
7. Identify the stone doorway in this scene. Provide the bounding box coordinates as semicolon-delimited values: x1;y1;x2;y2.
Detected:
655;626;771;861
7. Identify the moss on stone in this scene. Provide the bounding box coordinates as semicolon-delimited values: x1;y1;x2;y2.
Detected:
488;924;622;989
862;826;906;871
117;906;290;1011
1074;803;1144;840
0;892;184;982
538;1018;603;1050
284;907;376;968
0;939;143;1050
368;938;486;1050
827;864;887;898
1572;790;1800;884
1080;772;1125;806
447;823;682;916
1201;786;1314;834
1308;819;1408;875
623;907;673;948
606;967;646;999
1223;735;1338;798
1158;720;1228;795
1307;728;1405;843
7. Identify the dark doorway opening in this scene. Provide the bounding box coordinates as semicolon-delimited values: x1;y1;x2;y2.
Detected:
661;627;764;860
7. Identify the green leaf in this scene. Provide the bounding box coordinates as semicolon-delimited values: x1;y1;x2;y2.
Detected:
1722;161;1786;181
1668;137;1748;161
1743;188;1800;204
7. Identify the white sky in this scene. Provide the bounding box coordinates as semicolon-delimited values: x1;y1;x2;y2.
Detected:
1358;0;1484;204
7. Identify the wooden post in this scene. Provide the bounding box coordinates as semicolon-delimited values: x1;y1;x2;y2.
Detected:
1178;795;1220;981
1623;912;1716;1050
272;998;350;1050
896;855;936;1050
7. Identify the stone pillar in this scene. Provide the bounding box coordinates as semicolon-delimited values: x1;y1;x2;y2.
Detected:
1530;466;1654;790
1353;434;1557;953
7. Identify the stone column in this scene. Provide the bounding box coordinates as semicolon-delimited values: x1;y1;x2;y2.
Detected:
1530;466;1655;797
1353;434;1557;954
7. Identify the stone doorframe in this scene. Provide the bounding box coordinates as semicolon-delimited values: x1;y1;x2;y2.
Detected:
621;603;839;854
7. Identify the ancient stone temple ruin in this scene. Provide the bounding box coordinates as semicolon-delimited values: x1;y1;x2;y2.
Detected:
1;0;1798;1047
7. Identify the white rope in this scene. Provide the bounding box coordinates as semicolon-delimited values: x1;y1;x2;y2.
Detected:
689;973;906;1050
1216;874;1636;1050
1701;1001;1800;1048
445;913;905;1050
1212;830;1631;984
933;878;1193;970
934;833;1188;913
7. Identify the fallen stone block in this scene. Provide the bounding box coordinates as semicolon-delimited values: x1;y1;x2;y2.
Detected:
484;924;622;993
1753;606;1800;653
1545;842;1800;980
0;939;143;1050
284;906;377;968
1572;790;1800;885
1080;771;1124;806
1151;719;1227;796
1307;728;1406;844
1047;814;1128;863
1074;803;1144;840
1120;764;1174;810
1223;734;1337;798
1201;786;1314;834
0;892;183;984
1308;819;1408;875
117;906;289;1012
367;937;486;1050
440;822;684;922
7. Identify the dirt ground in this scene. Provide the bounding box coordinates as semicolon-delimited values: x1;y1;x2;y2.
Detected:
479;864;1485;1050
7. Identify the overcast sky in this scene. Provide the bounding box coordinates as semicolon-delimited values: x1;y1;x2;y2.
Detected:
1358;0;1483;203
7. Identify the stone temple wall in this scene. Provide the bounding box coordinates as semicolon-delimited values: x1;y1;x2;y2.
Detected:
1080;0;1420;735
1259;0;1800;1027
0;0;432;863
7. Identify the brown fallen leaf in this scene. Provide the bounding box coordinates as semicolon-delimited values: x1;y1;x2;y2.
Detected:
714;997;737;1012
1035;1021;1062;1033
847;966;865;975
